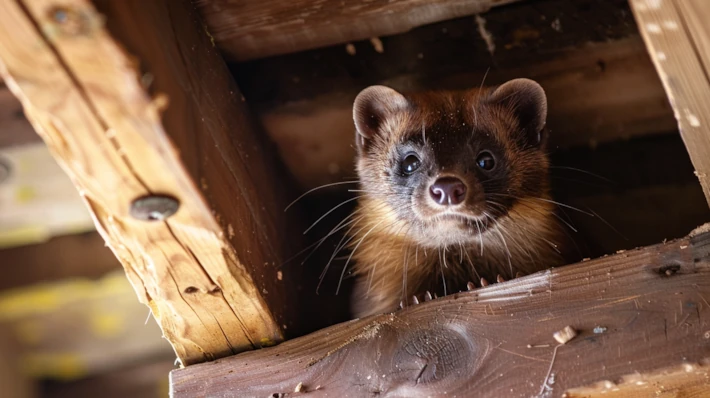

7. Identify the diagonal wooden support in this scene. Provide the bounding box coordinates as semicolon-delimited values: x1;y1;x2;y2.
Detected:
171;225;710;396
0;0;302;365
630;0;710;207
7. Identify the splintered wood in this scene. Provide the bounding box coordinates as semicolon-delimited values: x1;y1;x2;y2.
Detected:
172;226;710;397
0;0;294;365
631;0;710;207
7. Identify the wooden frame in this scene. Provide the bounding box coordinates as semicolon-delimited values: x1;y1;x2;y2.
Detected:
0;0;304;366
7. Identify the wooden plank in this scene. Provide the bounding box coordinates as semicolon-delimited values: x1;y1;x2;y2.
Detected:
196;0;519;61
0;143;95;249
171;225;710;397
567;363;710;397
0;231;120;291
630;0;710;207
0;0;303;365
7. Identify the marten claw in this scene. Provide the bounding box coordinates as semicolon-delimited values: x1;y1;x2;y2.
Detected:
466;281;475;291
515;271;523;278
480;277;490;287
496;274;506;283
399;300;404;309
424;291;433;301
412;295;420;305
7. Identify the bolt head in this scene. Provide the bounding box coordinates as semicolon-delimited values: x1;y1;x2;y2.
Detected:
130;195;180;221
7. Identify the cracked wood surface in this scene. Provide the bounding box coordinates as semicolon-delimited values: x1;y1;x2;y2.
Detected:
195;0;520;61
0;0;302;365
631;0;710;207
171;225;710;397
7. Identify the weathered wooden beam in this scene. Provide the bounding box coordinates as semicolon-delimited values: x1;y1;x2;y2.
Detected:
233;0;675;189
630;0;710;207
0;0;303;365
171;225;710;397
195;0;520;61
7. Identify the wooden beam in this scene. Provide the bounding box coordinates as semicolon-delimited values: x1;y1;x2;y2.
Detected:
171;225;710;397
0;231;120;291
0;0;304;365
630;0;710;207
195;0;519;61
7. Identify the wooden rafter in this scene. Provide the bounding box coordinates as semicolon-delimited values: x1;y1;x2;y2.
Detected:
0;0;302;365
171;225;710;396
195;0;520;61
630;0;710;207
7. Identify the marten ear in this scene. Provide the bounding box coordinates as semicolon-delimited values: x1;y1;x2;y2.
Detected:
353;85;409;151
487;78;548;148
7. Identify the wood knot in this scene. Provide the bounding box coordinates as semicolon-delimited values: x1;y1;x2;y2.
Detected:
46;5;97;37
393;325;475;385
658;263;681;277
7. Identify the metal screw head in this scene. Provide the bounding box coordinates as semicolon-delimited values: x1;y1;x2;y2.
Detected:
129;195;180;221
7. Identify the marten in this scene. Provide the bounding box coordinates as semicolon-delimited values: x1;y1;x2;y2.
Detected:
348;78;569;317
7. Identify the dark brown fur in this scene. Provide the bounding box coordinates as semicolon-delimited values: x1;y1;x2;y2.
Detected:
348;79;568;317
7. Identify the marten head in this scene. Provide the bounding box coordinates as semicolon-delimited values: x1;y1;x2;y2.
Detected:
352;79;551;248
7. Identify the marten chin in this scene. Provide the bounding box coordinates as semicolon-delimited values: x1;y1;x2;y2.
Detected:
348;78;569;318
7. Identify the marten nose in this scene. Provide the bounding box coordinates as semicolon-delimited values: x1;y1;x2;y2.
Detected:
429;177;467;205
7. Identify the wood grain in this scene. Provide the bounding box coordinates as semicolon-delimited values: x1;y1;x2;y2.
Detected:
171;225;710;397
0;0;302;365
631;0;710;207
196;0;519;61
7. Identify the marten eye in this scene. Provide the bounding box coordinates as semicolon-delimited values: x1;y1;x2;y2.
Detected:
401;153;421;175
476;151;495;171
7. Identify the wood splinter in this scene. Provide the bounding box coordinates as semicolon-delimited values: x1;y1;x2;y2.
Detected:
553;325;578;345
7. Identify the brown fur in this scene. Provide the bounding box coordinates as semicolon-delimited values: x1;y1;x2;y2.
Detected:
348;80;568;317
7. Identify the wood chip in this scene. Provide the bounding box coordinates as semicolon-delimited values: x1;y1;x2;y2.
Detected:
553;326;578;344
